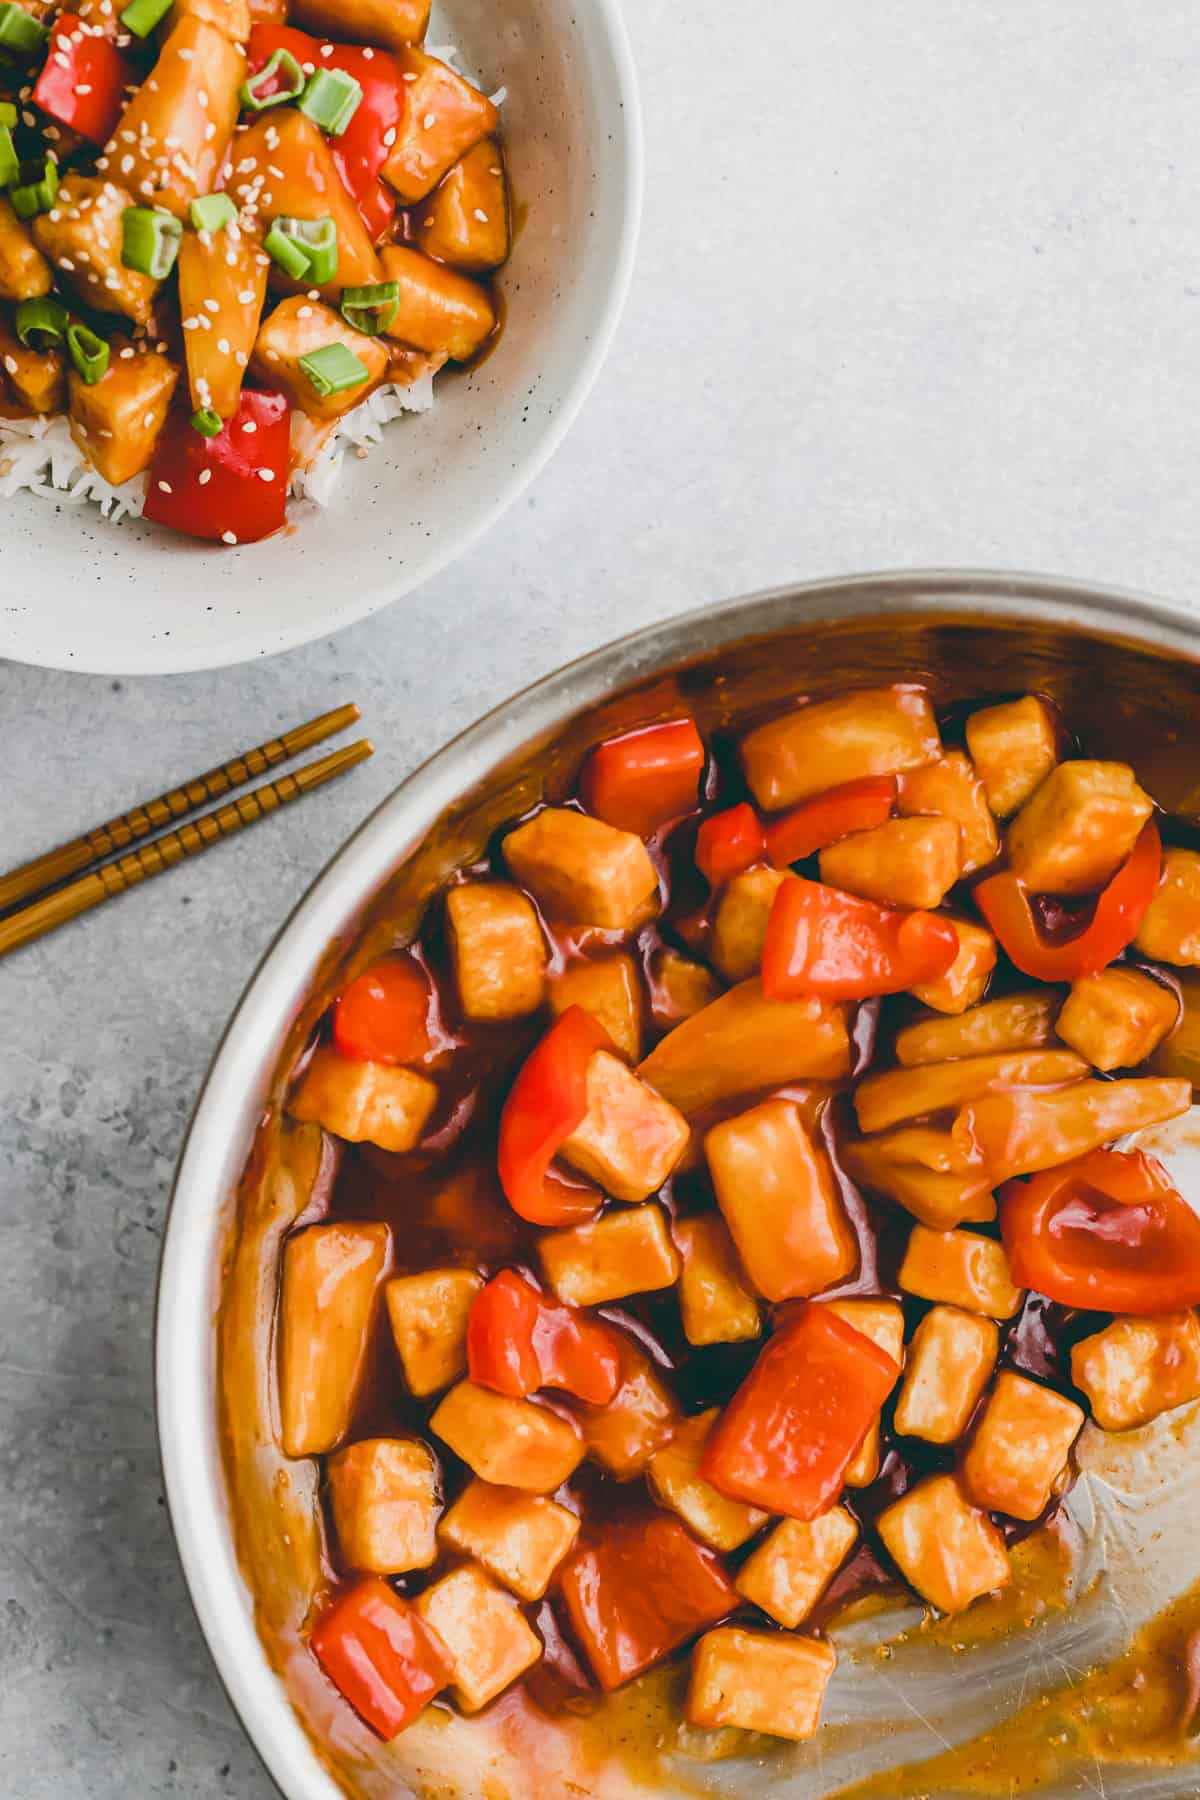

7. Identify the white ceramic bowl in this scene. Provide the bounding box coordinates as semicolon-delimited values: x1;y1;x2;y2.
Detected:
0;0;641;675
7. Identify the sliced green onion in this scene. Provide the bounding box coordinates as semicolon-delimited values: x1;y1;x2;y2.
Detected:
0;3;48;55
264;213;338;285
66;321;109;385
14;295;68;348
10;156;57;220
191;407;223;437
298;66;362;137
0;101;16;127
240;46;304;112
118;0;172;34
263;218;311;281
299;340;370;398
341;280;400;337
0;124;18;190
189;192;237;234
121;205;183;278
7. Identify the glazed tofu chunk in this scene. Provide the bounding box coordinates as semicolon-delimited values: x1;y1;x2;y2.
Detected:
252;298;389;424
540;1203;680;1307
1071;1311;1200;1431
819;817;962;911
32;178;159;324
68;349;179;487
710;867;788;981
687;1629;837;1743
385;1268;482;1397
290;1048;437;1152
674;1214;761;1346
381;48;498;202
648;1411;768;1552
579;1340;679;1476
898;751;999;875
908;919;997;1016
1007;761;1153;896
0;323;64;414
649;949;722;1028
438;1480;580;1601
279;1221;391;1457
559;1052;690;1203
893;1307;999;1444
1134;848;1200;966
293;0;429;50
962;1372;1084;1520
705;1099;857;1302
965;696;1058;818
446;881;547;1019
895;992;1060;1067
740;686;941;810
877;1474;1010;1614
639;980;850;1113
414;1565;542;1712
735;1509;858;1628
854;1048;1086;1134
327;1438;440;1573
379;244;497;362
416;139;509;272
1056;967;1178;1071
503;808;659;931
549;952;643;1061
0;198;51;301
899;1226;1023;1319
824;1298;905;1485
430;1382;584;1491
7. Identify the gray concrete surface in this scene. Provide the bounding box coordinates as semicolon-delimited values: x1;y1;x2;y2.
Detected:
5;0;1200;1792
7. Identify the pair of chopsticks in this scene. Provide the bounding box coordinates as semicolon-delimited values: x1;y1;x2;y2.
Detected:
0;705;373;959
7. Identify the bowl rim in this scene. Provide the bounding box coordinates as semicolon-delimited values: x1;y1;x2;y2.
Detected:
157;566;1200;1798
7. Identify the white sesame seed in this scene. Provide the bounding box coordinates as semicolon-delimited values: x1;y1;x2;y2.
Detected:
221;529;237;544
257;467;274;481
319;42;332;55
218;337;230;353
402;69;416;80
2;356;16;375
204;121;216;141
198;89;208;107
242;418;258;431
143;410;155;427
177;46;192;60
382;127;396;146
306;288;319;299
157;480;172;493
74;82;92;95
198;468;212;485
235;350;247;366
423;112;436;129
203;298;219;313
297;305;313;318
47;209;61;222
198;315;211;330
489;165;502;176
120;346;135;358
182;316;199;330
59;257;76;271
474;208;488;222
237;289;255;304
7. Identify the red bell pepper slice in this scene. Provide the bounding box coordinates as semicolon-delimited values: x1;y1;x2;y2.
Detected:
467;1268;621;1405
143;388;290;544
764;775;897;868
761;875;960;1001
333;955;432;1065
1000;1148;1200;1314
975;820;1161;982
579;718;706;838
694;801;765;888
701;1304;900;1519
310;1577;451;1739
33;17;132;147
497;1006;612;1227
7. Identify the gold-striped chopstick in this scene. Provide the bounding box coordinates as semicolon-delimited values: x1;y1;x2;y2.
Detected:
0;739;374;960
0;701;361;914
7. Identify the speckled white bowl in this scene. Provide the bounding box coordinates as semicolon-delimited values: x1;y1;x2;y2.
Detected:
0;0;642;674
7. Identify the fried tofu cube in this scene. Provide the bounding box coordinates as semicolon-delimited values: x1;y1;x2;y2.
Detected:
252;297;389;424
842;1129;996;1232
1056;967;1178;1071
736;1508;858;1627
705;1099;857;1302
414;1565;542;1712
878;1474;1010;1613
438;1481;580;1601
710;867;788;981
823;1299;905;1485
579;1340;679;1476
0;198;51;301
893;1307;998;1444
445;881;547;1020
965;696;1058;818
32;177;159;324
687;1629;837;1742
293;0;429;51
381;48;498;202
899;1226;1023;1319
908;919;997;1015
819;817;962;911
639;980;850;1114
0;321;64;414
649;949;723;1028
741;686;941;811
895;992;1060;1067
898;751;1000;876
1071;1310;1200;1431
648;1411;769;1552
540;1203;680;1307
279;1221;391;1457
68;349;179;487
674;1215;761;1346
1134;848;1200;966
430;1382;584;1491
559;1053;689;1203
854;1048;1087;1134
327;1438;440;1573
549;952;643;1060
379;243;496;362
503;807;659;932
416;139;509;272
290;1047;437;1152
385;1268;482;1398
962;1371;1084;1520
1008;761;1153;897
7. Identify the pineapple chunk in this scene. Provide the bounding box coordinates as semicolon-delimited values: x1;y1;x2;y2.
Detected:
735;1508;858;1628
639;979;851;1114
252;297;388;424
674;1214;761;1346
899;1226;1023;1319
107;18;243;218
898;751;999;875
560;1052;690;1202
965;696;1058;818
649;948;722;1027
710;867;788;981
854;1048;1087;1134
540;1203;680;1307
908;919;997;1015
379;245;496;361
68;349;179;486
877;1474;1010;1613
278;1221;390;1457
823;1298;905;1485
503;807;659;932
33;178;159;325
289;1047;437;1152
842;1128;995;1231
0;198;51;300
416;139;509;272
549;952;643;1060
819;816;961;911
1056;967;1178;1072
415;1566;542;1712
0;321;63;414
429;1382;584;1492
893;1306;998;1443
705;1098;856;1302
1071;1310;1200;1431
955;1078;1191;1182
293;0;429;50
687;1629;837;1742
232;111;381;294
579;1340;679;1477
446;881;547;1020
741;686;941;810
438;1480;579;1601
895;992;1060;1067
648;1411;768;1552
385;1268;482;1398
381;49;498;201
1134;848;1200;965
327;1438;440;1573
176;226;266;419
1007;761;1153;896
962;1372;1084;1520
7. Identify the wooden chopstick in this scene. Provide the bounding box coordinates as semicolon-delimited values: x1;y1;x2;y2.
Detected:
0;739;374;960
0;701;361;915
